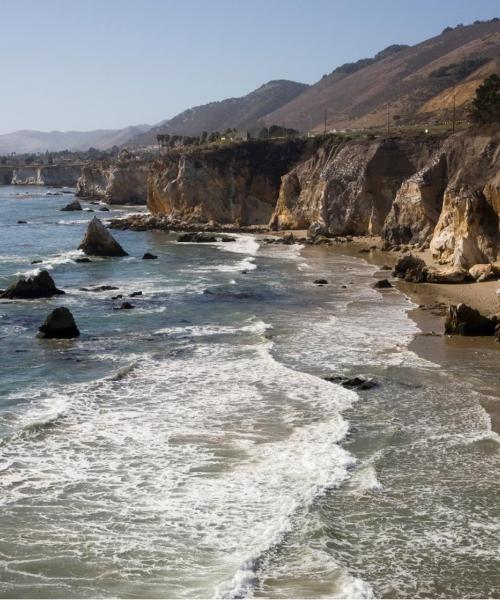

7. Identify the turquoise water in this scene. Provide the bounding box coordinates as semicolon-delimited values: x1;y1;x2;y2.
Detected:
0;185;499;598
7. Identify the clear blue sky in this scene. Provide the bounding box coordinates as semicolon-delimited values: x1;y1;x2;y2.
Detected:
0;0;498;134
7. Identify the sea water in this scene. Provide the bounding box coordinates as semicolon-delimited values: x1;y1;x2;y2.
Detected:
0;186;499;598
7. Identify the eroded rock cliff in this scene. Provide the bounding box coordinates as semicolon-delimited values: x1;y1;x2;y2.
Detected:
76;161;149;205
148;140;309;225
10;164;82;186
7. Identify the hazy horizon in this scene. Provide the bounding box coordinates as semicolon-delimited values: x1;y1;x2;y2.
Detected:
0;0;498;135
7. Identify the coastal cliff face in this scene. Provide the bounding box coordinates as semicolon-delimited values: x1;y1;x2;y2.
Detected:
147;128;499;267
384;128;500;266
0;166;13;184
76;162;149;204
9;164;82;186
148;140;309;225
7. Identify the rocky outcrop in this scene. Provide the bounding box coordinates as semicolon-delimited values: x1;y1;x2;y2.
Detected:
37;307;80;339
445;303;496;336
76;161;149;205
10;164;82;186
270;137;437;235
148;140;309;225
384;127;500;267
0;166;13;184
78;217;128;257
0;270;64;299
60;200;82;211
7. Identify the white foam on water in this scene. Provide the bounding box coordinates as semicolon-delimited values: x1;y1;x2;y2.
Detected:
0;329;362;598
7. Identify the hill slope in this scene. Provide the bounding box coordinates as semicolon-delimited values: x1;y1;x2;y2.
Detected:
0;126;150;155
264;19;500;131
130;80;309;146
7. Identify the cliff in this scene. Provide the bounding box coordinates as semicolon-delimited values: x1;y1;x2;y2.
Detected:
8;164;82;186
147;128;500;268
76;161;149;204
0;166;13;184
148;140;311;225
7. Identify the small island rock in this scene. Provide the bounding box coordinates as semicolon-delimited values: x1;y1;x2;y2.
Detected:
78;217;128;257
0;270;65;299
37;307;80;339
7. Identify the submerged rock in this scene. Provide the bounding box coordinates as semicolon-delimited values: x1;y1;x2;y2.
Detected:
314;279;328;285
372;279;393;289
177;232;217;243
115;301;134;310
78;217;128;257
74;257;92;263
0;270;64;299
444;303;495;336
324;375;379;390
60;199;82;211
142;252;158;260
37;307;80;339
129;291;143;297
80;285;119;292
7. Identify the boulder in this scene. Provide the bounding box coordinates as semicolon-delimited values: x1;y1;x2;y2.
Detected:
78;217;128;257
129;291;143;297
372;279;393;289
115;301;134;310
444;303;495;336
393;254;427;282
60;200;82;212
324;375;379;390
0;270;65;299
468;264;495;282
314;279;328;285
142;252;158;260
37;307;79;339
177;232;217;243
426;267;468;284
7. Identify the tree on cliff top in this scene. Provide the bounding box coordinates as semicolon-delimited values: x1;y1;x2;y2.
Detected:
469;75;500;124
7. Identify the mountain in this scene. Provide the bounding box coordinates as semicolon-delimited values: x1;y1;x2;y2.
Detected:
0;126;150;155
263;19;500;131
129;80;309;146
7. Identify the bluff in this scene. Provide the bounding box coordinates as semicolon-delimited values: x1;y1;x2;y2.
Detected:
148;139;312;225
9;164;83;186
147;128;499;267
76;161;149;205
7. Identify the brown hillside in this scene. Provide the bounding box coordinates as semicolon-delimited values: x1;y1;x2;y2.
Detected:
263;20;500;131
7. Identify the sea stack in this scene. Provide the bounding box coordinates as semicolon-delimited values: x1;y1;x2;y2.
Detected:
0;270;65;299
78;216;128;257
38;307;80;339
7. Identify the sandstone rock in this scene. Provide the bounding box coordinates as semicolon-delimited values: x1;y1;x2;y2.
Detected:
393;254;427;282
142;252;158;259
0;270;64;299
468;263;495;282
372;279;393;289
444;303;495;336
78;217;128;257
425;266;468;284
60;200;82;211
37;307;79;339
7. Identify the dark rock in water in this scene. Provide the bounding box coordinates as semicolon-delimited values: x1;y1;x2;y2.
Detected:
115;301;134;310
177;232;217;243
241;270;248;274
37;307;79;339
31;259;43;264
380;265;392;270
80;285;119;292
393;254;427;282
79;217;128;257
341;285;347;289
324;375;379;390
17;220;27;224
142;252;158;260
282;232;295;245
220;236;236;242
111;294;123;300
314;279;328;285
99;207;110;212
60;200;82;212
0;270;65;299
129;291;143;297
74;257;92;263
372;279;393;289
445;303;495;336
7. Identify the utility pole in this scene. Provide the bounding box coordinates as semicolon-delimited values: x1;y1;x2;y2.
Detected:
452;94;456;134
386;103;390;136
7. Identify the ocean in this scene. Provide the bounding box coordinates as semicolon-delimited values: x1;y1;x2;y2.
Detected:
0;185;499;598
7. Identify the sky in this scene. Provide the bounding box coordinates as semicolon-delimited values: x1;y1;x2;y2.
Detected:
0;0;498;134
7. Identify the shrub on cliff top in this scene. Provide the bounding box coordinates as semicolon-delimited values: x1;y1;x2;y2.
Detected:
469;74;500;124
